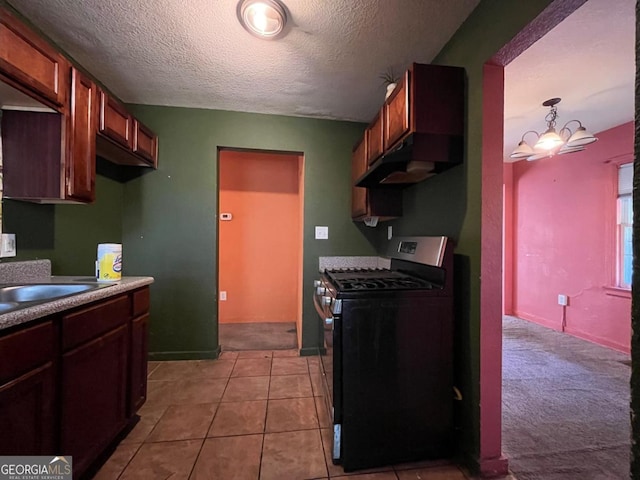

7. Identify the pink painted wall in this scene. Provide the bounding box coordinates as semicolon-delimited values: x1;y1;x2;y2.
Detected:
506;122;634;353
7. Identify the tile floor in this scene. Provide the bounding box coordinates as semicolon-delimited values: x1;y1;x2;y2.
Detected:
93;349;476;480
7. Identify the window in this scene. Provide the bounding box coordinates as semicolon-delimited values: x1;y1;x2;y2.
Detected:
617;163;633;289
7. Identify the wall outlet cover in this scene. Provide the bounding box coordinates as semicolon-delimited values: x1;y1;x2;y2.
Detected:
0;233;16;258
315;226;329;240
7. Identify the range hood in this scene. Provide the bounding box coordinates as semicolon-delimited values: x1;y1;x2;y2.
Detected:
355;132;463;188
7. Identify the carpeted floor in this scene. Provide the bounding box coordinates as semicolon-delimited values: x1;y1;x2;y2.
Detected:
219;322;297;351
502;315;630;480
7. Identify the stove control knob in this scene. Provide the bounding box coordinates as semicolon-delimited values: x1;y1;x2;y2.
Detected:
322;296;332;306
325;317;334;326
316;286;326;295
313;280;322;287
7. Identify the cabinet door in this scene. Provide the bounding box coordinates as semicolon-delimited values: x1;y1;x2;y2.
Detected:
384;70;410;150
98;90;132;149
61;324;128;477
351;135;368;219
66;68;96;202
0;8;68;108
133;119;158;168
0;363;55;455
366;110;384;165
129;313;149;415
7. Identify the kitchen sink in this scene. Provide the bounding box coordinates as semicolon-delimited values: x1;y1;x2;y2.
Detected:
0;301;19;313
0;283;113;315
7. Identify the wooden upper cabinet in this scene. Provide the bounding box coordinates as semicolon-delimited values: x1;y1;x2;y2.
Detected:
384;70;410;151
96;90;158;168
0;8;68;109
67;68;97;202
133;119;158;167
366;109;384;165
351;135;368;219
98;89;133;149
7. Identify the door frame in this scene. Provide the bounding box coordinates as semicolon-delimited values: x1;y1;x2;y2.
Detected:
216;146;305;350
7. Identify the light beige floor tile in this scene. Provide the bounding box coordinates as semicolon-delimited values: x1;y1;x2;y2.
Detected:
191;435;263;480
147;360;197;381
147;362;161;378
222;376;270;402
208;400;267;437
231;358;272;377
271;357;309;375
119;439;202;479
272;349;299;357
310;368;324;396
315;395;331;428
261;430;327;480
93;442;141;480
171;378;228;404
191;359;235;378
144;380;179;407
147;403;217;442
121;403;168;444
149;360;235;381
269;374;312;399
219;351;239;360
237;350;273;359
266;397;318;432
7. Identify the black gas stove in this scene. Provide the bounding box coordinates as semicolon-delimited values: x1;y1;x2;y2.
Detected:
324;268;437;292
314;236;455;472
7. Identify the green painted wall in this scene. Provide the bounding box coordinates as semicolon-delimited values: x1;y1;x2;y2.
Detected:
371;0;555;465
123;105;376;359
4;174;124;274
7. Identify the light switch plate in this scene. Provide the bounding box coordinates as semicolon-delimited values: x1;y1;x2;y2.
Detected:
315;226;329;240
0;233;16;258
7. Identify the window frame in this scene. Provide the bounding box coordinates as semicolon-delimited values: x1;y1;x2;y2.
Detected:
615;162;633;291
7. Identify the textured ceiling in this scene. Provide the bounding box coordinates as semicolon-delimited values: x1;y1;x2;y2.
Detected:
7;0;480;122
504;0;635;162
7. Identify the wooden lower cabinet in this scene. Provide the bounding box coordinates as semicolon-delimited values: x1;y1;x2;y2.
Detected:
0;286;150;478
129;313;149;414
0;363;55;455
61;324;129;476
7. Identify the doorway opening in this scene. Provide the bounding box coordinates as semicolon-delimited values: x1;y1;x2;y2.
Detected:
495;0;634;478
217;148;304;352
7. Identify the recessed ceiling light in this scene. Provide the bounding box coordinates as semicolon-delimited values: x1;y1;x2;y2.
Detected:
237;0;288;40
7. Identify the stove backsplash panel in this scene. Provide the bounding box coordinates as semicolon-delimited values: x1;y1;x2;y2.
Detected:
318;256;390;272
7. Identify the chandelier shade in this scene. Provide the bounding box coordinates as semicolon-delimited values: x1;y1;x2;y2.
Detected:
509;98;598;161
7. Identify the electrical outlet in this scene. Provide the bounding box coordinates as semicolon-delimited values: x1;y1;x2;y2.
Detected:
558;294;568;306
388;226;393;240
315;226;329;240
220;291;227;301
0;234;16;258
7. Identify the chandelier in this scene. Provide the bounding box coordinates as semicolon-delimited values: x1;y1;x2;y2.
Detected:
510;98;598;161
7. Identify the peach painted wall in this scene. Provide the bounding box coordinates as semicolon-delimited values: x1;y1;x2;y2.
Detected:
218;150;302;324
507;122;633;353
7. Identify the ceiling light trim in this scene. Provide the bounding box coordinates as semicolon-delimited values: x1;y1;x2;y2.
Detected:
237;0;288;40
